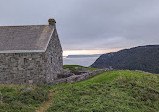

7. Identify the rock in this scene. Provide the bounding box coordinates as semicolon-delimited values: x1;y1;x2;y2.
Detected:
72;71;87;75
57;69;74;79
22;87;34;92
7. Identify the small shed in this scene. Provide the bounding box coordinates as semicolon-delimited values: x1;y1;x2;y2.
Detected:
0;19;63;85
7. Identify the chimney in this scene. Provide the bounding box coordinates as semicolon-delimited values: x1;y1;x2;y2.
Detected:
48;18;56;27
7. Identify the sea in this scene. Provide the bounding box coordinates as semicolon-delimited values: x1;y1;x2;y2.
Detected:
63;54;101;67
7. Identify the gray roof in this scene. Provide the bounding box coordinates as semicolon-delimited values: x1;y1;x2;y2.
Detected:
0;25;54;53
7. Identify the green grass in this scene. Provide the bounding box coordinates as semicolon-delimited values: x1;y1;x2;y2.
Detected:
0;85;49;112
47;71;159;112
1;70;159;112
63;65;99;71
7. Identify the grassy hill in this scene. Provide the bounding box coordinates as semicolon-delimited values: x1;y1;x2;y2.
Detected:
47;70;159;112
0;69;159;112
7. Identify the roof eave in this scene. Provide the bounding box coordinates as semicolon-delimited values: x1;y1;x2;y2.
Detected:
0;50;45;54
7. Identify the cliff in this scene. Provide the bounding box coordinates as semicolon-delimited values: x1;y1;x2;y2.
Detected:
91;45;159;74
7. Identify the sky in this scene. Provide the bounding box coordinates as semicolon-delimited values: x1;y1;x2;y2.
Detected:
0;0;159;56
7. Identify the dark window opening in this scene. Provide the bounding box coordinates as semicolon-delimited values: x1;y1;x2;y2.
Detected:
24;58;27;64
51;57;53;63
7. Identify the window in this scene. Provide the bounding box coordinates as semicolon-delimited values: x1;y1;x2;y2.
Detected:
51;57;53;63
24;58;27;64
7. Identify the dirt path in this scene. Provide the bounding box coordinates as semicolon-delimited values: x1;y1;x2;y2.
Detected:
36;90;54;112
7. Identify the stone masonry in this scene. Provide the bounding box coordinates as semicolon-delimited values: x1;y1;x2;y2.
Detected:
0;19;63;85
49;68;111;85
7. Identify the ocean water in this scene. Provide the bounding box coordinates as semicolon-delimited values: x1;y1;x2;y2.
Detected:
63;56;99;67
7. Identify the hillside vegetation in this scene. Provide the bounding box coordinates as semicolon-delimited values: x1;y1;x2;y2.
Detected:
0;85;48;112
1;68;159;112
47;70;159;112
91;45;159;74
63;65;99;71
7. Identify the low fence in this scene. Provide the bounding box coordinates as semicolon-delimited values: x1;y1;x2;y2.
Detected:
49;68;111;85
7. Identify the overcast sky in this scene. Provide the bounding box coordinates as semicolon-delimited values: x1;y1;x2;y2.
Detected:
0;0;159;53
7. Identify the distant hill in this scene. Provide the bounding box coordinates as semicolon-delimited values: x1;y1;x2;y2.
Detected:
91;45;159;73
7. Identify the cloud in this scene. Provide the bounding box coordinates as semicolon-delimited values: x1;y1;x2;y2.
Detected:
0;0;159;50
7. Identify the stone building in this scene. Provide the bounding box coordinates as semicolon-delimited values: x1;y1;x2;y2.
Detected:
0;19;63;85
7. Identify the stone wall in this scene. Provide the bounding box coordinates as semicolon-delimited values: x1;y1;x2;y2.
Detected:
49;69;110;85
0;52;47;85
45;28;63;83
0;29;63;85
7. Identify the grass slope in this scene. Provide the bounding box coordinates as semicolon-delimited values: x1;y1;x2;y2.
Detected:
47;71;159;112
63;65;99;71
0;85;49;112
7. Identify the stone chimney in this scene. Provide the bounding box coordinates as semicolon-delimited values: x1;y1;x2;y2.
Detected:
48;18;56;27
